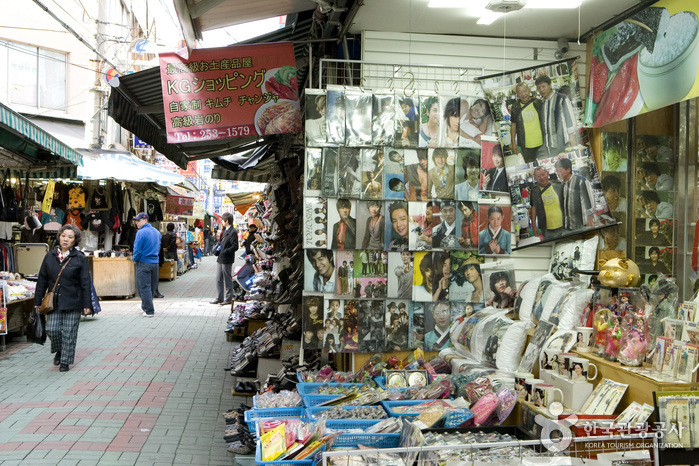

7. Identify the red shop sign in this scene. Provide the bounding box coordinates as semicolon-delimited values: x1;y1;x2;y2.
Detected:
165;195;195;216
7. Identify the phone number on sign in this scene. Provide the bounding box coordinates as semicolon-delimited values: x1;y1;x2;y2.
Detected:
170;126;254;142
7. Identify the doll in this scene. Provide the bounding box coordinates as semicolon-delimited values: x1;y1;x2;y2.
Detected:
618;313;650;366
592;308;611;357
605;318;622;361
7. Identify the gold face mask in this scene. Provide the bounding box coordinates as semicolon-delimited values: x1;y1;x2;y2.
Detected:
597;258;641;287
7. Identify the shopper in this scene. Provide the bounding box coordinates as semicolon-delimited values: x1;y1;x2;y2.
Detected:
211;211;238;305
133;212;161;317
243;222;258;256
34;224;91;372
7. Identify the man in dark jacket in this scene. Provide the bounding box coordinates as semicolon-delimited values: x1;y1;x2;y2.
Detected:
133;212;161;317
211;212;238;305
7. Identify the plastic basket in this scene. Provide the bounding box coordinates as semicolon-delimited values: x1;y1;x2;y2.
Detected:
253;395;304;410
302;395;343;408
254;442;314;465
296;382;365;396
332;433;400;449
325;419;382;430
380;400;429;417
244;407;306;430
306;405;387;421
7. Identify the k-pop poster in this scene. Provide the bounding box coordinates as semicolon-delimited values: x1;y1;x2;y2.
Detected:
303;197;327;249
478;58;614;248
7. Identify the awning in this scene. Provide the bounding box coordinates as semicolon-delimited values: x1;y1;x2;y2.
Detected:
212;157;277;183
12;165;78;179
0;102;83;168
77;149;194;188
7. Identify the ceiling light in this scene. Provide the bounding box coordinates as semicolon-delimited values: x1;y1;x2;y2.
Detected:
525;0;582;8
477;11;504;24
427;0;472;7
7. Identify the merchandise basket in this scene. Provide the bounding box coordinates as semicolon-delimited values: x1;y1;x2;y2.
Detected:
306;405;388;420
331;432;401;449
296;382;366;395
244;407;306;431
252;395;304;409
380;400;429;417
302;395;344;408
254;441;315;465
325;419;382;430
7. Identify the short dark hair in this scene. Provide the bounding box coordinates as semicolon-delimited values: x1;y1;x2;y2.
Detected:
336;198;351;210
443;97;460;119
649;218;660;228
388;178;404;191
641;191;661;204
58;224;82;248
419;253;433;274
555;157;572;171
432;148;448;163
389;200;408;218
492;144;502;157
306;249;334;268
641;162;661;176
649;246;660;255
488;205;504;218
423;96;439;113
166;222;175;232
222;212;233;224
399;97;414;107
535;75;552;86
601;175;621;192
462;151;480;172
417;149;428;161
458;201;475;212
368;200;382;209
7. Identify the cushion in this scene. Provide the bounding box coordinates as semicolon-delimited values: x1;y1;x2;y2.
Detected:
531;275;572;325
493;321;533;372
551;287;594;330
550;236;599;283
516;276;543;322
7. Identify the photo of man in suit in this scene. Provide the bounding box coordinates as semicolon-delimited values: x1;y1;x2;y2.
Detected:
483;144;508;193
331;199;357;250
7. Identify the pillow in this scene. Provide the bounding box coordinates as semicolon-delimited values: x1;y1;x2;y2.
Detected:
551;286;594;330
481;314;513;367
550;236;599;283
516;276;543;322
449;308;500;364
531;275;572;325
494;321;534;372
472;311;509;365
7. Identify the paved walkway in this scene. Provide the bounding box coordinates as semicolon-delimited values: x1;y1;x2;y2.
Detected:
0;256;246;465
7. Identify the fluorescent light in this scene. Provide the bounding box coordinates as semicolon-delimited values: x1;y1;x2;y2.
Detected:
525;0;582;8
477;11;504;24
428;0;471;7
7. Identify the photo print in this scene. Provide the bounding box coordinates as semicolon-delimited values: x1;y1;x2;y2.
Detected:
340;299;359;352
409;302;425;349
358;300;385;353
424;302;452;351
304;249;336;293
413;251;434;302
344;90;373;147
302;295;324;350
636;189;673;220
337;148;362;198
550;241;584;280
635;218;672;247
305;89;328;147
395;94;419;148
335;250;355;297
305;148;323;196
478;59;615;248
478;202;512;255
599;223;626;259
384;148;406;200
518;319;556;373
452;301;485;320
321;147;338;198
432;251;451;302
404;149;430;201
601;171;627;217
438;95;461;148
303;197;328;249
634;245;673;276
449;251;485;303
455;200;479;250
419;93;441;148
459;96;495;148
431;200;458;249
372;93;395;146
427;148;455;199
323;298;343;353
480;138;508;193
483;269;518;309
637;134;674;164
601;132;628;172
408;200;433;251
385;300;410;352
353;249;387;280
353;276;387;298
356;200;386;250
455;148;481;201
326;198;357;250
387;251;413;299
325;88;345;145
482;316;510;366
385;200;409;251
360;148;384;199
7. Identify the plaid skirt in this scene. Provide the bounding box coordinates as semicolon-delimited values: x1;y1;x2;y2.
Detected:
45;309;82;365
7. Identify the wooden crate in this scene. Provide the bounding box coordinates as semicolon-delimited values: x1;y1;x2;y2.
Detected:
159;261;177;280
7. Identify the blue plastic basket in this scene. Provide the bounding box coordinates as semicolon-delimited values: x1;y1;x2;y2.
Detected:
325;419;382;430
332;433;400;449
253;395;304;410
254;442;314;465
306;405;387;420
302;395;343;408
244;407;306;431
380;400;429;417
296;382;365;396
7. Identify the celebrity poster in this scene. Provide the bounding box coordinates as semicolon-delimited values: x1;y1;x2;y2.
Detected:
335;250;355;297
395;93;419;148
385;300;410;351
337;148;362;198
409;302;425;349
302;295;324;350
303;197;327;249
387;251;413;299
305;89;328;147
384;148;406;199
340;299;359;352
373;93;395;146
479;59;614;248
305;148;323;196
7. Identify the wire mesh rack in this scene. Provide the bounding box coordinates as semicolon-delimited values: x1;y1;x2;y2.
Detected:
320;433;660;465
316;59;484;96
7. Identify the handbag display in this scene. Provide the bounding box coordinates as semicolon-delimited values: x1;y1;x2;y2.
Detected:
39;257;72;314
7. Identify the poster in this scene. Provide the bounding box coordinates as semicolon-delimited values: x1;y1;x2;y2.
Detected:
165;194;195;216
479;58;615;248
585;2;699;127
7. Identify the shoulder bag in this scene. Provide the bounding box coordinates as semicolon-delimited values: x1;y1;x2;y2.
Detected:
39;257;72;314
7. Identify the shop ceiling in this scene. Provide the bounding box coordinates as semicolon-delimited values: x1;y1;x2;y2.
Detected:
111;0;653;172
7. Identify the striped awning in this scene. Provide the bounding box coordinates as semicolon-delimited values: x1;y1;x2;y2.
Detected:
12;165;78;180
0;102;83;166
78;151;189;187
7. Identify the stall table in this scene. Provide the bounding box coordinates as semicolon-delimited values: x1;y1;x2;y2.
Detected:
92;257;136;298
1;297;33;351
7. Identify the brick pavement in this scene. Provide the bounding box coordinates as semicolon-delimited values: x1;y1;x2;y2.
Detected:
0;256;249;465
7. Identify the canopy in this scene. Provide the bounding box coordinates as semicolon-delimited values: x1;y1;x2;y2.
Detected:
77;150;196;190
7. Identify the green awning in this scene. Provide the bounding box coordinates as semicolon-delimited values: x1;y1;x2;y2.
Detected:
0;102;83;167
12;166;78;179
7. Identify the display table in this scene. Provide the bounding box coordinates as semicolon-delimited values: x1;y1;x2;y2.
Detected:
92;257;136;298
1;297;33;351
159;261;177;280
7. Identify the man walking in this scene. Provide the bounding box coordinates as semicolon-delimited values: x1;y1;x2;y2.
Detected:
133;212;161;317
211;212;239;305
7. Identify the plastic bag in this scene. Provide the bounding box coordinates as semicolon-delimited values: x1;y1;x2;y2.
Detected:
28;309;46;345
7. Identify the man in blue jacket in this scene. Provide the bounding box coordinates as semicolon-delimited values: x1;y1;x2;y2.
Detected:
133;212;161;317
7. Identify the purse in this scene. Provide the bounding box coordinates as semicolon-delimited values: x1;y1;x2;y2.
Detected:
39;256;72;314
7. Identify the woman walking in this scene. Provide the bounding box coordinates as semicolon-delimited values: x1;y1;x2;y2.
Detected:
34;225;92;372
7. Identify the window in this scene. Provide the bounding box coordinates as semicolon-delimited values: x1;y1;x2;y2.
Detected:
1;40;67;111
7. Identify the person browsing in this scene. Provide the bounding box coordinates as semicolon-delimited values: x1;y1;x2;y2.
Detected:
132;212;161;317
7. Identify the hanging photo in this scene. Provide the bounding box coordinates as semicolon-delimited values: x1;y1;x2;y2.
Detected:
424;302;452;351
634;246;673;276
478;202;512;255
321;147;338;198
636;190;673;220
455;148;481;201
385;200;409;251
305;148;323;195
303;197;327;249
373;93;395;146
449;252;485;303
455;200;478;250
480;139;508;193
360;148;384;199
419;94;441;148
635;218;672;246
600;172;627;216
395;93;419;148
384;148;406;200
483;270;518;309
327;198;357;250
599;223;626;256
352;271;387;298
321;298;343;353
356;200;386;250
438;95;462;148
305;89;328;147
404;149;430;201
385;300;410;351
518;319;556;373
409;302;425;349
326;88;345;145
459;96;495;148
303;295;324;350
337;148;362;198
345;90;373;147
358;300;385;353
387;251;413;299
304;249;336;293
427;148;455;199
408;200;433;251
452;301;485;319
601;132;628;172
432;251;451;302
413;251;434;302
637;134;674;164
335;251;355;297
482;316;510;366
431;200;458;249
340;299;359;352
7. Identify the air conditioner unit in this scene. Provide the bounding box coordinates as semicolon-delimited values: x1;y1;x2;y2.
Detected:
486;0;526;13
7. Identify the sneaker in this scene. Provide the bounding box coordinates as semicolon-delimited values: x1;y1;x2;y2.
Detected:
142;311;154;317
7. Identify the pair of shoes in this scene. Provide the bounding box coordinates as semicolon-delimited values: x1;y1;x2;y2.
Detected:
220;301;232;306
142;311;154;318
53;352;61;366
210;299;223;304
59;364;69;372
154;292;164;298
234;381;257;394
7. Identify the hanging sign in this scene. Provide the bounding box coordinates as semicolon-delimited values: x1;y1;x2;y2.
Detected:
585;1;699;127
158;42;301;144
165;194;194;216
42;180;55;213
